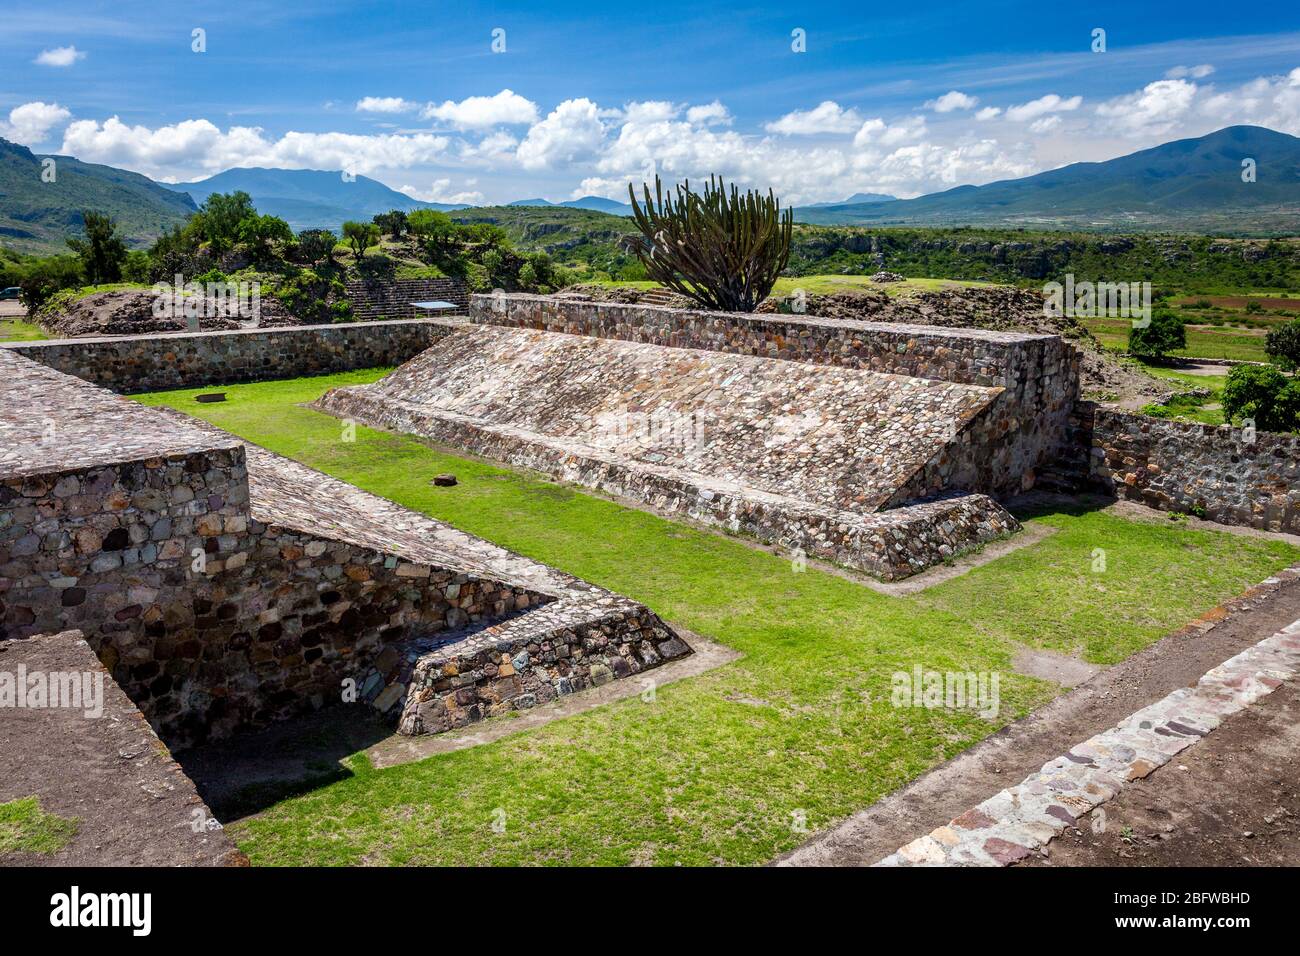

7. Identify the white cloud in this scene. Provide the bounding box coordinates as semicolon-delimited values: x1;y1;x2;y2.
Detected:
975;107;1002;121
1005;94;1083;122
1165;64;1215;80
1029;116;1062;134
853;115;926;147
1;101;72;145
927;91;979;113
421;89;539;129
34;45;85;67
516;98;604;170
59;116;449;179
356;96;419;114
686;101;731;126
765;101;862;135
399;178;484;205
1094;79;1197;137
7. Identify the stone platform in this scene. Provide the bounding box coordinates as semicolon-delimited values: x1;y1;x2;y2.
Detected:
316;324;1021;579
0;347;690;748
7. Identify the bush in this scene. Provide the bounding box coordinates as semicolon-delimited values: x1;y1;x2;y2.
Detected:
1221;364;1300;434
1265;319;1300;371
18;256;83;313
272;270;350;324
296;229;337;267
1127;310;1186;361
341;220;380;258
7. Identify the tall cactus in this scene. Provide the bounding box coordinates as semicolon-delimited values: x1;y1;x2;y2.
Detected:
624;175;792;313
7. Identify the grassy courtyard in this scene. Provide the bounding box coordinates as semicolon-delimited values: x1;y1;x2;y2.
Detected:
138;373;1300;866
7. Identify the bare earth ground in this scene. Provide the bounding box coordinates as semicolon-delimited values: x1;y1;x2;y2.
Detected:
0;301;22;317
1023;685;1300;866
779;557;1300;866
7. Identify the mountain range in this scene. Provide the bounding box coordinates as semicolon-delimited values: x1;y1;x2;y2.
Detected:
2;125;1299;255
795;126;1300;232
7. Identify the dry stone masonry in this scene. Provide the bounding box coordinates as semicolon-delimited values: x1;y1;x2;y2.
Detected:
0;348;690;748
0;319;453;394
345;278;469;322
316;317;1027;579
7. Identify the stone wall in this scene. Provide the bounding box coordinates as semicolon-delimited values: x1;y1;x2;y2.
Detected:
346;278;468;321
0;348;689;748
469;294;1081;499
1086;406;1300;531
0;319;453;394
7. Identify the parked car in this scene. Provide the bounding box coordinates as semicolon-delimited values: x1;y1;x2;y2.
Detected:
0;287;20;300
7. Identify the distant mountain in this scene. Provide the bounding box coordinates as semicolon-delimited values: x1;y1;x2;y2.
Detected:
795;126;1300;234
164;167;471;232
802;192;897;208
509;195;631;214
0;137;197;254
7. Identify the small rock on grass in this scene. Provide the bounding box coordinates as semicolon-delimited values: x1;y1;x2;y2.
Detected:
432;473;458;487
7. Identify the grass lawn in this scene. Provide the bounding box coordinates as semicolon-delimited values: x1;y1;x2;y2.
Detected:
138;373;1300;866
0;797;79;855
0;318;47;342
1083;316;1270;362
1139;365;1229;426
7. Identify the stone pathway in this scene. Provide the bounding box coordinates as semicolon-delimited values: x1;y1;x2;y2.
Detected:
876;606;1300;866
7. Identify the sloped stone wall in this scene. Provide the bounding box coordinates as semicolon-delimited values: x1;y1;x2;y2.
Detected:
1087;407;1300;531
1;319;452;394
469;294;1081;498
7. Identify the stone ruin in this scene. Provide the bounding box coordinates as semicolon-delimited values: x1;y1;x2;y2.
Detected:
317;294;1083;579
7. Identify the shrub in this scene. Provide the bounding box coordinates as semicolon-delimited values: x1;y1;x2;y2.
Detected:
1265;319;1300;371
1127;310;1186;361
373;210;408;240
272;270;350;324
296;229;337;267
1221;364;1300;434
18;255;83;314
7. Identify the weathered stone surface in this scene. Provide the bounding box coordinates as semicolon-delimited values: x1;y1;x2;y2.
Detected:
0;320;454;395
0;348;691;748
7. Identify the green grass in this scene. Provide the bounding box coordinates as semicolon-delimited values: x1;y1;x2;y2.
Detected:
0;317;46;342
1084;316;1269;362
137;373;1300;866
0;797;79;855
1139;365;1229;426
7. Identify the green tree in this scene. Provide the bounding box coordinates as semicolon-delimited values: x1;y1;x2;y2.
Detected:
342;220;381;258
1222;364;1300;434
1265;319;1300;371
373;209;408;240
194;191;257;254
18;255;83;314
296;229;338;267
237;214;293;262
1127;310;1186;362
65;211;127;284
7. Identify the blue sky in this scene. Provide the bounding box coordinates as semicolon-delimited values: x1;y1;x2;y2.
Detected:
3;1;1299;204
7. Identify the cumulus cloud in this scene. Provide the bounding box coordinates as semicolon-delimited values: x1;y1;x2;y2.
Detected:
34;46;85;67
399;178;484;205
765;101;862;135
421;89;538;129
516;98;605;169
686;101;731;125
927;91;979;113
356;96;419;113
975;106;1002;121
853;115;926;147
1166;64;1215;80
1;101;72;145
1094;79;1197;137
1005;94;1083;122
59;116;449;179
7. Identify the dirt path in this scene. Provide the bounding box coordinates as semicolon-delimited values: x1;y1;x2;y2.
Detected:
778;564;1300;866
1022;685;1300;866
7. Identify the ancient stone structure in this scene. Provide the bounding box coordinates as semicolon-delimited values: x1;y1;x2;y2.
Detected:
1081;404;1300;531
315;318;1027;579
345;278;468;322
0;319;452;394
468;294;1082;501
0;348;690;748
